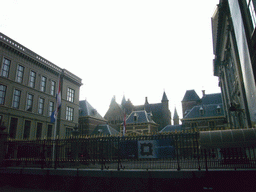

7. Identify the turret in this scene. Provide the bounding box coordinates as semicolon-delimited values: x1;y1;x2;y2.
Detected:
162;91;169;103
173;107;180;125
182;90;200;118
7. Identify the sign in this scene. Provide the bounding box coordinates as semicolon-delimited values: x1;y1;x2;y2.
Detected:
138;139;175;159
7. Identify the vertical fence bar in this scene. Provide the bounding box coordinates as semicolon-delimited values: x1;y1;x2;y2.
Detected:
204;149;208;171
196;132;201;170
41;138;46;169
117;136;120;171
54;137;58;169
175;134;180;171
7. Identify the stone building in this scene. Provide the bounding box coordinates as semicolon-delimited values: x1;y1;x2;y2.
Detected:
0;32;82;139
212;0;256;128
181;90;226;132
104;96;126;131
79;100;107;135
122;110;158;135
104;92;172;132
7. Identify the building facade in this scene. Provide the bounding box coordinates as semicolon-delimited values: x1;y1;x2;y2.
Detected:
181;90;226;132
79;100;107;135
212;0;256;128
104;96;125;131
0;33;82;139
122;110;158;135
104;92;172;132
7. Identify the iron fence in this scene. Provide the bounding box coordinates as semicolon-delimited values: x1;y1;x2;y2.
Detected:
2;133;256;170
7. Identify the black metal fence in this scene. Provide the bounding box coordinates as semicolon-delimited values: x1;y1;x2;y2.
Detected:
2;133;256;170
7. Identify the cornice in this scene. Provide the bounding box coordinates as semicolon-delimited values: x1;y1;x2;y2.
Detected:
0;33;82;85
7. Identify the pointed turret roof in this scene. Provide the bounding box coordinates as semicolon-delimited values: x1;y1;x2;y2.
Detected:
110;95;116;106
121;95;126;106
173;107;179;120
162;91;168;102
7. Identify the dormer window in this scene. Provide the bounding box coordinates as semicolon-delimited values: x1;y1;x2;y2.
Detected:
217;105;221;114
184;110;190;115
199;106;204;115
147;112;153;121
134;112;138;122
98;129;102;134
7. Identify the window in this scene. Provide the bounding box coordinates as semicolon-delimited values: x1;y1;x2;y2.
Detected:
29;71;36;88
40;76;47;92
26;94;33;112
199;106;204;116
38;98;45;114
36;122;42;139
67;88;75;102
47;124;53;138
66;106;74;121
66;128;72;137
191;122;198;132
133;112;138;122
9;117;18;139
209;121;216;130
50;80;56;96
16;65;24;83
23;120;31;139
49;101;54;117
1;58;11;78
12;89;21;109
247;0;256;29
217;105;221;114
0;84;7;105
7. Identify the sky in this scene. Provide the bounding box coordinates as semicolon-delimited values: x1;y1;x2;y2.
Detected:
0;0;220;120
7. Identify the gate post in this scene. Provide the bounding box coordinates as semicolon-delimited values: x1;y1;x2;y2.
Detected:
0;123;8;166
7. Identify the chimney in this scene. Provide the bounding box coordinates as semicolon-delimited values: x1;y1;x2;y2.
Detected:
145;97;149;105
202;90;205;97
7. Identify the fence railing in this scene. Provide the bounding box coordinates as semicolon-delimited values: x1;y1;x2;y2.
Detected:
2;133;256;170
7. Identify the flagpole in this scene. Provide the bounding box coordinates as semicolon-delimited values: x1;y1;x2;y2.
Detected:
52;75;61;168
52;116;57;168
123;112;126;136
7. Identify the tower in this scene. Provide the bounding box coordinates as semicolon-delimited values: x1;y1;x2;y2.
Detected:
182;90;200;117
161;91;172;126
173;107;180;125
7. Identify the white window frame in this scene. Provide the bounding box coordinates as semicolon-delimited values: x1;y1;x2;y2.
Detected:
12;89;21;109
40;76;47;92
38;97;45;115
16;64;25;83
1;57;11;78
29;70;36;88
66;106;74;121
67;87;75;103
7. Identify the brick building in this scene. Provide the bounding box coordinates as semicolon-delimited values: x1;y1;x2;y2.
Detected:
181;90;226;132
104;92;172;132
79;100;107;135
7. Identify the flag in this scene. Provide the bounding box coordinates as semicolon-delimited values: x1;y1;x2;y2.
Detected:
51;77;61;123
123;112;126;136
56;77;61;111
50;111;55;123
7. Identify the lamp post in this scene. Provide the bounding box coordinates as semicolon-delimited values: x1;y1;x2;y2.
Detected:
72;125;80;137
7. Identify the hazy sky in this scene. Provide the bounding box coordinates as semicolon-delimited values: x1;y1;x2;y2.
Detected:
1;0;220;120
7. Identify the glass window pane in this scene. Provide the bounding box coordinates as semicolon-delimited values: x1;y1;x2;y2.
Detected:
1;58;11;78
0;85;7;105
